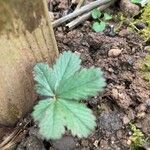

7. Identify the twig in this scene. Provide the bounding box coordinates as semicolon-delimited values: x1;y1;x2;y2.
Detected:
66;1;115;29
52;0;112;27
75;0;85;10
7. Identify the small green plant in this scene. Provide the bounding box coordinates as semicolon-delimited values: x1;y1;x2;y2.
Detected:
129;123;145;150
130;0;149;6
91;8;112;32
32;51;106;140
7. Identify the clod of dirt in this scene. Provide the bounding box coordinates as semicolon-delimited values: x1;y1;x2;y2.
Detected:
122;115;130;125
141;115;150;134
98;112;123;133
118;29;132;37
16;136;45;150
51;136;76;150
111;86;132;109
108;49;122;57
119;0;140;17
87;33;127;51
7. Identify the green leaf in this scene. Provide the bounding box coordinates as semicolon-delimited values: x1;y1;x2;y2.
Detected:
53;51;81;90
34;63;54;96
59;99;96;138
57;67;106;100
104;13;112;21
32;99;51;121
32;51;106;140
92;21;106;32
91;9;101;19
32;99;66;140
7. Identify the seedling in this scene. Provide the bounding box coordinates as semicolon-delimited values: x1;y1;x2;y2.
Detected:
91;8;112;32
32;51;106;140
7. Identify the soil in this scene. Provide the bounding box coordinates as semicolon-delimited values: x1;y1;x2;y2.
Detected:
6;1;150;150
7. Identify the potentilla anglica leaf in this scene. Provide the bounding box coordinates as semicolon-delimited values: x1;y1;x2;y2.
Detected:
57;67;106;101
59;99;96;138
52;51;81;90
34;63;54;96
32;51;106;140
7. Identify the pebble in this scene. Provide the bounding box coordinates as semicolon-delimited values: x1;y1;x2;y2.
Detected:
144;46;150;52
108;49;122;57
123;115;130;125
135;22;147;30
119;29;131;37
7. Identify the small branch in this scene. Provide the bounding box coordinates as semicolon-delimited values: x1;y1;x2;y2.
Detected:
75;0;85;10
52;0;112;28
66;1;115;29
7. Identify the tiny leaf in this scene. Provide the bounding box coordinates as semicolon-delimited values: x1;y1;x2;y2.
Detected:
104;13;112;21
91;9;101;19
92;21;106;32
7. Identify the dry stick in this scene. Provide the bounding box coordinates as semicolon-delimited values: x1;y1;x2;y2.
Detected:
75;0;85;10
66;0;115;29
52;0;112;27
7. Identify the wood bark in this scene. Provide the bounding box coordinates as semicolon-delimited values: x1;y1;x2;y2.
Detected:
0;0;58;139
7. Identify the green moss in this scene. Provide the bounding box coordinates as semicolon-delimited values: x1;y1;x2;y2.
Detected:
129;123;145;150
140;55;150;81
138;3;150;40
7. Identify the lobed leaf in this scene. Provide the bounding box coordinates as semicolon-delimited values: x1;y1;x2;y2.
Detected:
57;67;106;101
32;51;106;140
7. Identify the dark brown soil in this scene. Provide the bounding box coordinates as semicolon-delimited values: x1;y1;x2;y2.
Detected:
14;1;150;150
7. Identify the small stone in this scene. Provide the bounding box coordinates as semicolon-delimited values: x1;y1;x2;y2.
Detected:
127;109;135;120
135;22;147;30
108;49;122;57
51;136;76;150
137;112;146;118
127;139;131;145
93;140;99;148
108;68;114;73
123;115;130;125
144;46;150;52
136;104;147;112
119;29;131;37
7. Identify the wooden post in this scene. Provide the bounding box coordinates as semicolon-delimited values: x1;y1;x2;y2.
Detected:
0;0;58;138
